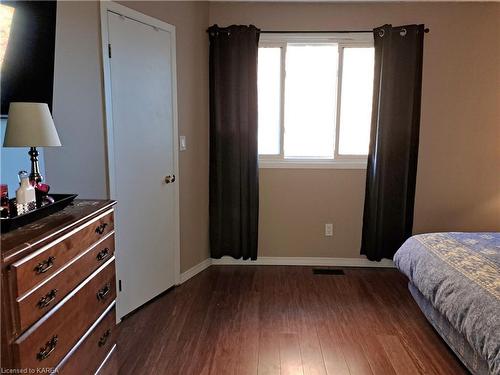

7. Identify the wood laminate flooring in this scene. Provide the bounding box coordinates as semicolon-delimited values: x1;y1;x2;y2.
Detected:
117;266;468;375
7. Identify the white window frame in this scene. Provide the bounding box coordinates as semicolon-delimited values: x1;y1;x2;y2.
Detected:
258;33;373;169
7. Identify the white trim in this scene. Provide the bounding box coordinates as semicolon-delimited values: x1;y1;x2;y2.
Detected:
178;256;394;281
211;256;394;268
279;43;286;160
99;1;181;286
101;2;176;33
179;258;212;284
260;32;373;44
259;159;367;169
94;344;117;375
170;22;181;285
334;45;344;158
178;256;393;284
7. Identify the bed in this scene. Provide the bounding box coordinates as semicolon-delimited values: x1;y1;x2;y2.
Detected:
394;232;500;375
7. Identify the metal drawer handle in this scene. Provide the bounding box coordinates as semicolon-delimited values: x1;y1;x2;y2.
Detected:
34;256;55;274
97;283;111;301
36;335;58;361
37;289;58;309
95;223;108;235
96;248;110;262
98;329;111;347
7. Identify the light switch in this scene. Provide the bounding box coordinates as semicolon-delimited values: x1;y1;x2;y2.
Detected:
325;223;333;237
179;136;187;151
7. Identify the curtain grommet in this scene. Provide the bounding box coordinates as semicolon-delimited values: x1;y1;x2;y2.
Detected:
400;28;407;37
378;29;385;38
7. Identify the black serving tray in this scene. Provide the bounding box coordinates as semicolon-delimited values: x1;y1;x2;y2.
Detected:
1;194;78;233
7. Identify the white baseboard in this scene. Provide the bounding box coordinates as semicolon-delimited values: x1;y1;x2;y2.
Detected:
179;258;212;284
211;256;394;268
179;256;394;284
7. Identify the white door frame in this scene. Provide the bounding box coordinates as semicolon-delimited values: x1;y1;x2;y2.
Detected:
99;1;181;287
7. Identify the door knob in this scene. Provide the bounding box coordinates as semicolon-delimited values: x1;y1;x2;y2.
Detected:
165;175;171;184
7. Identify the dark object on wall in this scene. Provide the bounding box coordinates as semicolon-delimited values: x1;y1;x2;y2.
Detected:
1;1;57;115
208;24;260;260
361;24;425;261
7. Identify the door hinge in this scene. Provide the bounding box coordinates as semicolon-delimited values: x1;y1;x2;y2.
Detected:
118;279;122;292
108;44;112;58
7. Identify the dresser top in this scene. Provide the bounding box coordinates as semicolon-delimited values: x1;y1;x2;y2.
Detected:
1;200;116;264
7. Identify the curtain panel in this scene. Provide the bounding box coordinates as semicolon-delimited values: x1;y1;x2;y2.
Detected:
208;25;260;260
361;24;425;261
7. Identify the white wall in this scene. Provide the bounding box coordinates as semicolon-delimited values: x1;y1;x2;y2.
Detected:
44;1;109;199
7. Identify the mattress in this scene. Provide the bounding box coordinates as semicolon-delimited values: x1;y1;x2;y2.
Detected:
394;232;500;375
409;282;489;375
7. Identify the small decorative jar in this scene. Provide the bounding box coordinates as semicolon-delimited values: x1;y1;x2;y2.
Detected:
16;171;36;215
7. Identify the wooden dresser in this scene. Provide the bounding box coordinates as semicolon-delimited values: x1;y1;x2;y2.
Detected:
1;200;118;374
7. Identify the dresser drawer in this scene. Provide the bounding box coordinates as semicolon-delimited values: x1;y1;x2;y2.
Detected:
57;303;116;375
12;259;116;370
14;235;115;334
9;211;114;297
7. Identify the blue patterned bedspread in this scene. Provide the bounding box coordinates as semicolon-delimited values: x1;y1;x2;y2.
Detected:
394;232;500;375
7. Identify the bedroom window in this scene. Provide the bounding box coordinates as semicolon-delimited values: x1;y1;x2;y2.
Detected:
257;33;374;168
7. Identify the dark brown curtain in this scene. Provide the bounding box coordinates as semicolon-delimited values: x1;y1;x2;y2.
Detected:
208;25;260;260
361;24;425;261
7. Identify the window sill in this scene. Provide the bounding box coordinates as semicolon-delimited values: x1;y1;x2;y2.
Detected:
258;159;367;170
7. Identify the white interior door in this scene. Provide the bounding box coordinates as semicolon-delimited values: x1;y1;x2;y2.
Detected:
103;6;179;319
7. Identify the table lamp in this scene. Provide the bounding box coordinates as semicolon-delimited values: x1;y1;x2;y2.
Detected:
3;102;61;183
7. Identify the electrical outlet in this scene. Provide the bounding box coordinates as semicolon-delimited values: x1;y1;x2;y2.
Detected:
325;223;333;237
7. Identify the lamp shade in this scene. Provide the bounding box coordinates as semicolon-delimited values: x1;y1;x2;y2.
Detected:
3;103;61;147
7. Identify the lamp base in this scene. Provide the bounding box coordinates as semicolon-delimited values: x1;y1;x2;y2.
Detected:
28;147;43;184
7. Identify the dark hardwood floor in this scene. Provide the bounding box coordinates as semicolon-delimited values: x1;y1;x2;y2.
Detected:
117;266;468;375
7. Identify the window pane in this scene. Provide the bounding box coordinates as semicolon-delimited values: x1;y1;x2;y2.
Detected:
284;44;338;158
258;47;281;155
338;47;374;155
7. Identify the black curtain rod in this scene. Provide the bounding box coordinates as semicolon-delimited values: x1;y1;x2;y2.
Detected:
208;28;429;34
262;30;370;34
261;29;429;34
